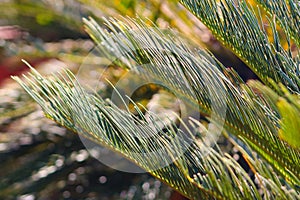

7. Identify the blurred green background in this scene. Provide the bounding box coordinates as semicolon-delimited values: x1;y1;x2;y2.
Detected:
0;0;256;199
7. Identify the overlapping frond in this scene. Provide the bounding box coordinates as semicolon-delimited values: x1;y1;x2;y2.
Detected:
254;0;300;46
11;0;300;195
13;66;299;199
226;135;300;199
82;17;300;185
180;0;300;93
13;15;300;199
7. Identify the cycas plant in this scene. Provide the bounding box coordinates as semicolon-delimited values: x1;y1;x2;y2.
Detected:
13;0;300;199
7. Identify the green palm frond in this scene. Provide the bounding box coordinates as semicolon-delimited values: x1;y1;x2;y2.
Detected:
13;15;300;198
12;0;300;199
180;0;300;93
82;17;299;185
226;134;299;199
254;0;300;46
13;66;299;199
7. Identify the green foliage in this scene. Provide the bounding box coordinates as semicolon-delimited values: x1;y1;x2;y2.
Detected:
277;97;300;149
82;17;300;186
180;0;300;93
254;0;300;46
13;0;300;199
249;80;300;149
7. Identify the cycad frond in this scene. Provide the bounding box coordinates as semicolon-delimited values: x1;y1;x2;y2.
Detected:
227;135;299;199
180;0;300;93
13;15;300;198
254;0;300;46
82;17;300;185
13;67;299;199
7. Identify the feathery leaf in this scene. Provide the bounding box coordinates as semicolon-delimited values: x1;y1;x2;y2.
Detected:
180;0;300;93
